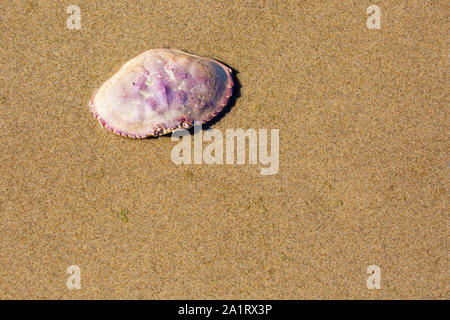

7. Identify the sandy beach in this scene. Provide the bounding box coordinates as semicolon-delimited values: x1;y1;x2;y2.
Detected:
0;1;447;299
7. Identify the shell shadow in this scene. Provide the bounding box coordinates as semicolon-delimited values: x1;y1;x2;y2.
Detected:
151;65;241;139
201;65;241;131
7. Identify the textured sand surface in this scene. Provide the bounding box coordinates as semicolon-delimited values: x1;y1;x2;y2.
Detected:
0;1;448;299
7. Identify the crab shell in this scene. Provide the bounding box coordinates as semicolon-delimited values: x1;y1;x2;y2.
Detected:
89;49;234;138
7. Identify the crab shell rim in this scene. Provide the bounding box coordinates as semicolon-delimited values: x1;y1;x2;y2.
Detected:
89;49;234;139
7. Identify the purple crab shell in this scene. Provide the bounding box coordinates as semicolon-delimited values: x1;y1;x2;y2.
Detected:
89;49;234;138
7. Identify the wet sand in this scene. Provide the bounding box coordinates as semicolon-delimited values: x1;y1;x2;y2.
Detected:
0;1;447;299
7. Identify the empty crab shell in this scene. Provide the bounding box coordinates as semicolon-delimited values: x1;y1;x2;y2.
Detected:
89;49;234;138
